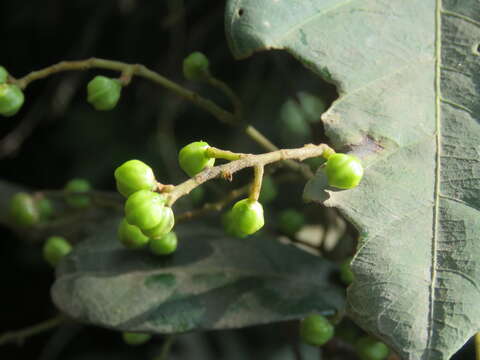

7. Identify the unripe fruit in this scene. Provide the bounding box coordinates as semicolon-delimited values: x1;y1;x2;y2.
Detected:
150;231;178;255
122;332;152;346
325;153;364;189
0;66;8;84
37;197;54;221
65;178;91;208
118;218;150;249
278;209;305;236
124;190;170;231
183;52;210;81
142;206;175;239
0;84;24;117
87;75;122;111
300;314;334;347
9;192;40;227
178;141;215;177
355;337;389;360
43;236;72;267
258;176;277;204
114;159;156;198
224;198;264;238
340;257;354;285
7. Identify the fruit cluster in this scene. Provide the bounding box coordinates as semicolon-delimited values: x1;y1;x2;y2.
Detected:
114;160;177;255
178;141;265;238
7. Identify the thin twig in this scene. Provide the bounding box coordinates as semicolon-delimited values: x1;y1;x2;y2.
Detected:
207;76;243;120
11;58;313;177
167;143;334;205
156;335;176;360
249;165;264;201
0;315;66;346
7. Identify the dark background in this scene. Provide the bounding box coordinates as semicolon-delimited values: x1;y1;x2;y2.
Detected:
0;1;474;359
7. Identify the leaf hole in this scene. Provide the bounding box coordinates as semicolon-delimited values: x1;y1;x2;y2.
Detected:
238;8;244;17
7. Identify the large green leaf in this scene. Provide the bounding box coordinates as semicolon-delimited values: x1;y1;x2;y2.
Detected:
226;1;480;359
52;220;344;333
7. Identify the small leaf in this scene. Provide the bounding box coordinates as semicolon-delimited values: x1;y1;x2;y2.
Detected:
52;220;344;333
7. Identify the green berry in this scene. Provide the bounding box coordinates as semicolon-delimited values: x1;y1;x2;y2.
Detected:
355;337;389;360
279;98;311;147
278;209;306;236
9;192;40;227
340;257;354;285
183;52;210;81
150;231;178;255
258;176;277;204
0;83;24;117
114;159;156;198
87;75;122;111
325;153;364;189
43;236;72;267
142;206;175;239
300;314;334;347
297;91;326;124
0;66;8;84
224;198;264;238
178;141;215;177
122;332;152;346
124;190;172;232
37;197;54;221
65;178;91;208
118;218;150;249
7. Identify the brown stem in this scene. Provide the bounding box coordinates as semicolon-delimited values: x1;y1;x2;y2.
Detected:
167;143;334;206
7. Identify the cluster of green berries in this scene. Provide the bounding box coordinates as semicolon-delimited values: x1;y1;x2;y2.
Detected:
114;160;177;255
0;66;24;117
178;141;265;238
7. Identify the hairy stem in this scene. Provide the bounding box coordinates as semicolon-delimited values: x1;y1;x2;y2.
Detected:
12;58;313;177
0;315;65;346
167;143;334;206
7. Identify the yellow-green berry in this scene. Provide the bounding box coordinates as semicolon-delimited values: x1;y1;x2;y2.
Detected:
9;192;40;227
114;159;156;198
300;314;334;347
65;178;91;208
122;332;152;346
43;236;72;267
340;257;354;285
118;218;150;249
278;209;305;236
149;231;178;255
183;52;210;81
37;197;54;221
87;75;122;111
355;337;389;360
0;66;8;84
0;83;24;117
178;141;215;177
224;198;264;238
325;153;363;189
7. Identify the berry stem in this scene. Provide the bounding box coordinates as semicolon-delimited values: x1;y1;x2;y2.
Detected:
12;58;313;178
205;146;245;161
0;314;65;346
249;165;264;202
166;143;334;206
206;76;243;121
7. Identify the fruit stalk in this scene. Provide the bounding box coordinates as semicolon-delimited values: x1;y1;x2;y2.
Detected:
167;143;334;205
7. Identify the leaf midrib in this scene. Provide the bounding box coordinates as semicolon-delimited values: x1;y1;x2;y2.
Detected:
427;0;442;355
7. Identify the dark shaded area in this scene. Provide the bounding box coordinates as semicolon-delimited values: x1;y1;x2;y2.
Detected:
0;1;474;360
